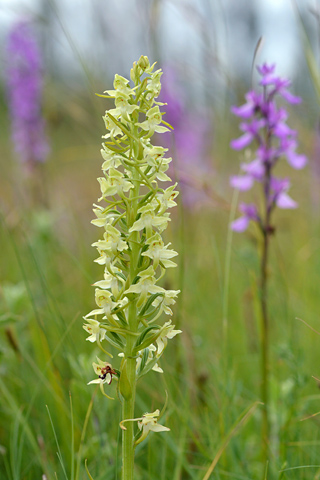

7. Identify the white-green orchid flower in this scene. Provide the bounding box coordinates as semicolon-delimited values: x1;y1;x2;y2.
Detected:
93;249;114;266
100;144;123;171
146;69;163;98
142;233;178;270
143;145;169;167
94;288;118;317
93;267;124;298
92;224;128;255
136;344;163;373
102;114;123;138
124;266;165;307
83;318;107;343
98;169;133;199
147;162;171;183
91;204;119;229
105;74;134;97
129;204;170;237
84;290;119;325
136;409;170;444
152;289;180;315
119;409;170;445
157;184;179;214
156;321;182;355
87;357;117;399
137;106;169;135
108;97;139;121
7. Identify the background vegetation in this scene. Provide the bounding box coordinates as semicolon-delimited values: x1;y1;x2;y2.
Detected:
1;1;320;479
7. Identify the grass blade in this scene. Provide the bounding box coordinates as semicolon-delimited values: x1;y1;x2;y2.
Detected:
202;401;261;480
46;405;68;480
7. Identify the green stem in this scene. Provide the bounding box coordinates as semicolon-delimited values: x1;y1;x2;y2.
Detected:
121;336;136;480
260;159;272;460
122;139;141;480
260;227;270;458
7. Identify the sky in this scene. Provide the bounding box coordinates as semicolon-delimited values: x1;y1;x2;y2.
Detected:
0;0;315;90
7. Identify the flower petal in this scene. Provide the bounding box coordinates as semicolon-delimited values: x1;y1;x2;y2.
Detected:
230;132;253;150
276;192;297;209
286;151;307;170
231;216;250;232
231;103;254;119
230;175;254;191
87;379;100;385
149;424;170;432
280;89;301;105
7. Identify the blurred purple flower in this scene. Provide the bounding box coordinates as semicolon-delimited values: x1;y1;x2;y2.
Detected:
159;66;213;208
230;63;307;232
231;203;259;232
230;174;254;191
5;21;49;169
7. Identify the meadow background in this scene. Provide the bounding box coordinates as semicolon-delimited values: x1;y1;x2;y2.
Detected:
1;0;320;479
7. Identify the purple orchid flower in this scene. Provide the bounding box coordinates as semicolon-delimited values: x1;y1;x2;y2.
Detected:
231;203;260;232
5;20;49;170
230;63;307;232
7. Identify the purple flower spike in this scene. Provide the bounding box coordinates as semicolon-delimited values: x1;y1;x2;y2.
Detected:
5;20;49;169
230;62;306;232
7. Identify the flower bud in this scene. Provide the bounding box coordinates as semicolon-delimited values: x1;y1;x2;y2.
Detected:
137;55;150;71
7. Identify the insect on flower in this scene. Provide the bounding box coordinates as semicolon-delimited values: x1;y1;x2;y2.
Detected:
88;357;117;388
99;364;117;384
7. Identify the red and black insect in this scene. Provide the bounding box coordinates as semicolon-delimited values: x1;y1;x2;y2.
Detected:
99;364;117;384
